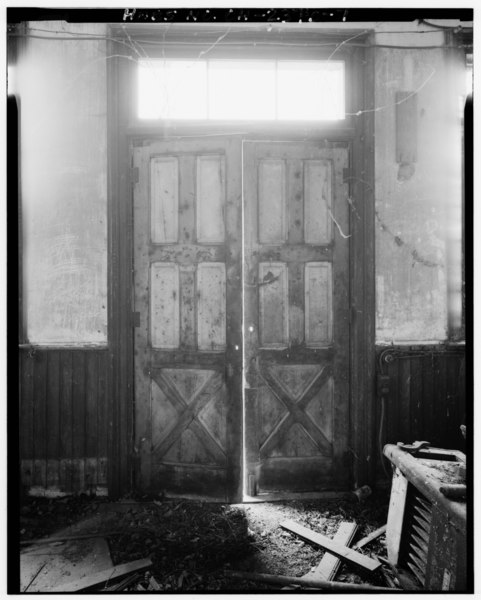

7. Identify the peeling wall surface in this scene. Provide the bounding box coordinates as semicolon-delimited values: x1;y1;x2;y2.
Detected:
18;22;108;345
373;32;464;342
15;20;465;346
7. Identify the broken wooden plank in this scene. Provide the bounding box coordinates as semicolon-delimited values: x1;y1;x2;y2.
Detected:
281;517;327;590
282;520;355;590
22;562;46;593
103;572;142;592
308;521;358;581
280;519;381;573
352;524;387;550
381;568;398;589
386;468;409;565
224;570;394;591
49;558;152;593
148;575;162;590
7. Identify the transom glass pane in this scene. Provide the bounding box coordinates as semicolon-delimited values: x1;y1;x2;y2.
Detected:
138;60;207;119
277;61;345;120
138;59;345;121
208;60;276;120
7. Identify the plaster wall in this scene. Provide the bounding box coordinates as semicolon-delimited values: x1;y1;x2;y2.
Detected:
17;22;108;345
373;41;464;342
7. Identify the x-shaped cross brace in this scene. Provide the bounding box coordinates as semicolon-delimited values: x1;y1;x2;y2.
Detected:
152;369;226;463
259;365;333;458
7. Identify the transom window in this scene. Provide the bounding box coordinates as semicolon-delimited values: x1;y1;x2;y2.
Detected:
138;59;345;121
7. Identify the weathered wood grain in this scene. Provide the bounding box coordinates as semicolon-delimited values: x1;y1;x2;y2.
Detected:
196;154;225;243
19;348;110;494
258;159;286;244
50;558;152;593
133;138;242;500
258;262;288;347
150;156;178;244
305;262;332;346
308;521;358;581
386;467;409;565
304;159;332;244
280;520;381;573
150;263;179;349
33;353;47;486
244;142;350;495
197;263;226;350
352;524;387;550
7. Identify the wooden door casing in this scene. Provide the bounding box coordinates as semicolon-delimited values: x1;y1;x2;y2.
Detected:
133;138;242;501
243;141;350;495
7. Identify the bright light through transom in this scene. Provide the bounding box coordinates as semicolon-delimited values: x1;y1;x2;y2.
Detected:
138;59;345;121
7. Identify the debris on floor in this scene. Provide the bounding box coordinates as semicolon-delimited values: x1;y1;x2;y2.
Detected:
19;490;392;591
21;536;114;592
224;569;394;591
49;558;152;592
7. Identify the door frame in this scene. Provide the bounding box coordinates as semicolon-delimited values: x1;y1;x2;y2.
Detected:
107;26;376;496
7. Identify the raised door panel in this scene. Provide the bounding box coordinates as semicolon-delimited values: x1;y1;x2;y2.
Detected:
150;263;179;349
258;159;287;244
196;155;225;243
304;160;332;244
150;157;179;243
258;262;288;347
305;262;332;346
197;262;226;350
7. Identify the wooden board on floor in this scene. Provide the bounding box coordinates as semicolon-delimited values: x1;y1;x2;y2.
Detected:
280;519;381;573
386;468;409;565
352;524;387;550
49;558;152;592
307;521;358;581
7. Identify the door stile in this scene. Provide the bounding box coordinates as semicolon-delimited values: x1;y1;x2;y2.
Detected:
223;139;243;502
133;143;152;490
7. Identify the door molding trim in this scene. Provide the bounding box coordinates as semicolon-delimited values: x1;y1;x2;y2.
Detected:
349;40;376;488
106;40;135;497
109;31;376;495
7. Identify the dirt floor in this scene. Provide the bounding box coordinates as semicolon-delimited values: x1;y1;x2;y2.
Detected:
19;490;391;591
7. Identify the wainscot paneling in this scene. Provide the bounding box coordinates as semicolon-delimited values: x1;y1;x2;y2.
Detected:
376;345;466;481
19;347;110;496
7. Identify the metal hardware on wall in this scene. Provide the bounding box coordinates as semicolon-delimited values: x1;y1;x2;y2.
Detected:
395;91;417;164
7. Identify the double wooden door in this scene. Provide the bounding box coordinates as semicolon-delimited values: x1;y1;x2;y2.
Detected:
133;137;350;502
